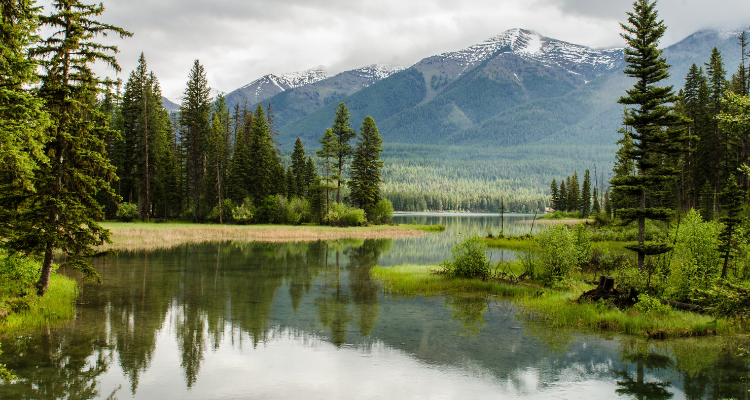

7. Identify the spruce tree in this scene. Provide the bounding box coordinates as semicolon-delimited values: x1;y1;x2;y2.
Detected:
291;137;306;197
558;181;567;212
717;174;743;278
550;179;559;211
613;0;684;268
0;0;49;194
16;0;131;295
304;156;316;196
569;172;580;214
331;103;356;203
247;103;275;201
286;166;296;198
349;116;384;213
316;128;337;218
179;60;211;221
581;169;591;217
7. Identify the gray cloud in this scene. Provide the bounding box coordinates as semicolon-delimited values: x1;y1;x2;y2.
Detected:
51;0;750;99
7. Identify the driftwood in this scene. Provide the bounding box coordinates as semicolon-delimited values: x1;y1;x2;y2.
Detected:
0;308;7;320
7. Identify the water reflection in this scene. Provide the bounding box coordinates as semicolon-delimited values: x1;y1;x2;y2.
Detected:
0;238;748;399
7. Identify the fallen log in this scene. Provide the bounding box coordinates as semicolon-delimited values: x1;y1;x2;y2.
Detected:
661;299;702;311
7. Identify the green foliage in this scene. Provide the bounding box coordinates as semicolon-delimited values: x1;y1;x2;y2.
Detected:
326;203;366;227
0;254;42;294
366;199;394;224
441;234;490;279
633;293;672;315
284;197;311;225
116;202;139;222
231;198;255;224
693;280;750;320
666;210;723;302
525;224;589;285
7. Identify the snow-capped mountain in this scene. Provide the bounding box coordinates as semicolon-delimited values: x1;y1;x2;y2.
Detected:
438;28;623;76
350;64;406;84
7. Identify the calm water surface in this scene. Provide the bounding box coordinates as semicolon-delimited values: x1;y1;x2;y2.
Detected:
0;213;748;399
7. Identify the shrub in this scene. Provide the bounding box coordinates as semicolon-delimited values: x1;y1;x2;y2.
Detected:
633;293;671;315
367;199;394;224
327;203;366;227
441;233;490;279
116;202;139;222
527;225;579;285
665;209;723;302
285;197;311;225
231;198;255;224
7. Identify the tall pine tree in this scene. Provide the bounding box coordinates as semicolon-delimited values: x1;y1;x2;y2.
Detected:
349;116;384;213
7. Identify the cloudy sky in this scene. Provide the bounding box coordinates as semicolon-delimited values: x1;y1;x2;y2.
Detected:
52;0;750;100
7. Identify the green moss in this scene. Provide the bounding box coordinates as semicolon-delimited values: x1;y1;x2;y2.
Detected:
0;274;78;334
371;264;742;338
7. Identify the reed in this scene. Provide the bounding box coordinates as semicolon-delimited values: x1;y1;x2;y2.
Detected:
100;222;428;252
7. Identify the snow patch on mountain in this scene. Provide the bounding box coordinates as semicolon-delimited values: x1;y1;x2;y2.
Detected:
240;66;330;97
351;64;406;82
438;28;623;74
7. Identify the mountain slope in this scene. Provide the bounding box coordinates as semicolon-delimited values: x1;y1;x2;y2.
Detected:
279;28;624;147
224;66;330;111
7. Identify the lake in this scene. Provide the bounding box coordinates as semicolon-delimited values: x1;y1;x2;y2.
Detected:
0;213;747;399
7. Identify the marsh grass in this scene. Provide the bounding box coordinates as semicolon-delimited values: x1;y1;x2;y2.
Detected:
484;235;634;254
371;264;744;338
100;222;429;252
0;275;78;334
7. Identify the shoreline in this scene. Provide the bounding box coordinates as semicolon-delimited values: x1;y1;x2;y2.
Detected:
99;222;434;252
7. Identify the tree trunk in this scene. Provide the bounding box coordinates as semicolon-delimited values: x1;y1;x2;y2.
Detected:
638;190;645;270
37;242;55;296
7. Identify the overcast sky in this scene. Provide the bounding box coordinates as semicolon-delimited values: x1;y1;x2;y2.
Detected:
48;0;750;100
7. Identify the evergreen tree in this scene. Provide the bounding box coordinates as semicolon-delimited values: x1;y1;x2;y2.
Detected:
569;172;580;214
247;103;275;201
331;103;356;204
0;0;50;195
226;107;251;203
207;113;226;223
611;124;637;216
304;156;316;196
14;0;131;295
581;169;592;217
698;180;715;221
558;180;567;212
349;116;384;213
179;60;211;221
316;128;337;219
613;0;684;268
717;174;743;278
286;166;296;198
291;137;306;197
549;179;559;211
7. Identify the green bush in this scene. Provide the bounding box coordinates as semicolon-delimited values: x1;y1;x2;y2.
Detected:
285;197;311;225
666;209;723;302
527;225;578;285
441;233;490;279
231;198;255;224
207;199;234;223
327;203;366;227
116;202;139;222
367;199;394;224
633;293;671;315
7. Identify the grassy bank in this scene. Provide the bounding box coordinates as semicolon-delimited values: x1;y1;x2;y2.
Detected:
371;264;741;338
484;236;634;253
0;274;78;334
100;222;437;252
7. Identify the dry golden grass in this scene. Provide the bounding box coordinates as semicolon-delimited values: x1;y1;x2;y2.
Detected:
99;222;427;252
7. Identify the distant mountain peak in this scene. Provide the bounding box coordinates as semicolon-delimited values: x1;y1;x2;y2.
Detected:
351;64;407;81
241;66;330;92
439;28;623;74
